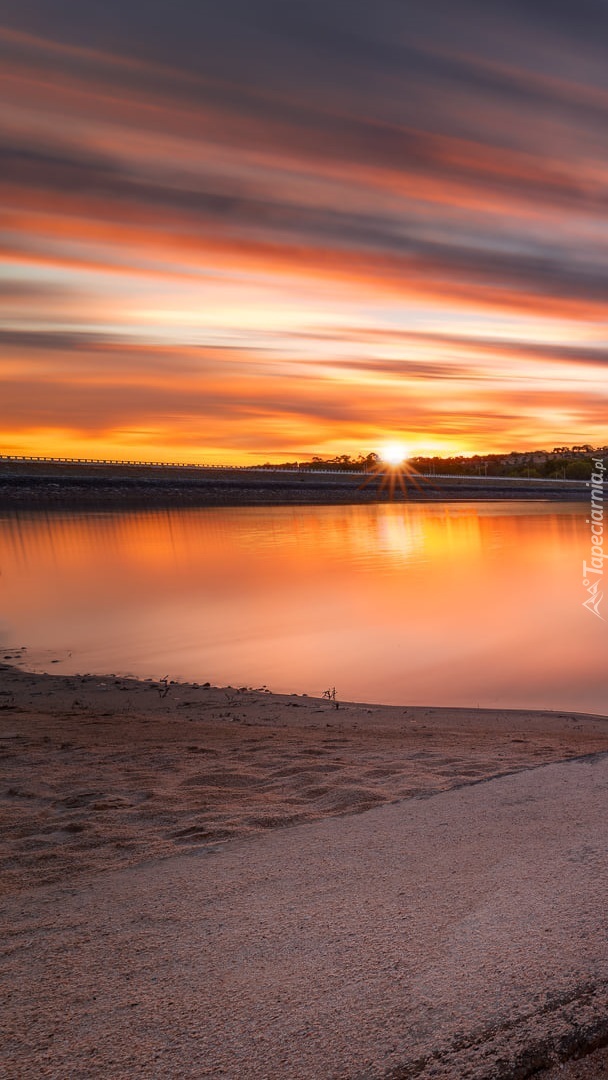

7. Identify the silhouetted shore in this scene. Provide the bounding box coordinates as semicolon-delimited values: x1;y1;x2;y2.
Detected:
0;461;589;510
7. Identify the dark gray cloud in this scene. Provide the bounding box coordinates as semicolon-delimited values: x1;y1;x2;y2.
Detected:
0;328;109;351
493;0;608;35
320;330;608;369
4;0;607;114
2;137;608;313
4;1;608;226
1;0;607;453
6;328;605;394
0;280;70;300
0;329;276;380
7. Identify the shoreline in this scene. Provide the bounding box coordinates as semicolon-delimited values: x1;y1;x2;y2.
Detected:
2;661;608;897
3;662;608;1077
4;663;608;1077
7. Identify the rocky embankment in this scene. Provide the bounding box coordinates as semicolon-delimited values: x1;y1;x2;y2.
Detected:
0;462;588;509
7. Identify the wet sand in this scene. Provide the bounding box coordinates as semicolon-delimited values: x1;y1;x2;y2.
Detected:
2;662;608;898
2;662;608;1076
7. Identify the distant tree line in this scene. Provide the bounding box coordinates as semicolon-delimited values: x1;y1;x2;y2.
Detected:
257;446;608;480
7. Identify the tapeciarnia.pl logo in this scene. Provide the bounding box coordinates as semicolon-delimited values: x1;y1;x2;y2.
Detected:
582;458;606;620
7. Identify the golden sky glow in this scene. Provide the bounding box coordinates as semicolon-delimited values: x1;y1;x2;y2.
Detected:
1;5;607;463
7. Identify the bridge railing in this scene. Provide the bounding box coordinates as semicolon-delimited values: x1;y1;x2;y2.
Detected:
0;456;588;482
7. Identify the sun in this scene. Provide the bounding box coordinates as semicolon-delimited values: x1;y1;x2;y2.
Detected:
380;441;409;467
359;440;426;500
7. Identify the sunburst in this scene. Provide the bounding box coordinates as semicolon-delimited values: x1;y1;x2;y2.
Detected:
358;443;432;500
380;441;409;467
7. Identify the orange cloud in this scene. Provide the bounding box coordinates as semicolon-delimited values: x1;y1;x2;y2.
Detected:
1;16;607;461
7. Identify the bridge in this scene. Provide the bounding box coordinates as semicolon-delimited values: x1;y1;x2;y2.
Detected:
0;455;587;483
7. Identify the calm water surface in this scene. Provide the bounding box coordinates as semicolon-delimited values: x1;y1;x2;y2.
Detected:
1;502;606;712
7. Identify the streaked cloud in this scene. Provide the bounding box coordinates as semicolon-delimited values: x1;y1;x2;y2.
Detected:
1;1;607;460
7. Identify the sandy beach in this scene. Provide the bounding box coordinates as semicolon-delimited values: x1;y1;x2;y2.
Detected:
3;662;608;1076
3;661;608;897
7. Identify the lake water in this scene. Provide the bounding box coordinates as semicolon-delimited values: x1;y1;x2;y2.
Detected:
0;502;606;713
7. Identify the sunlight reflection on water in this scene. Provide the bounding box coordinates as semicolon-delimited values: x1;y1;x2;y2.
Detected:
0;501;605;712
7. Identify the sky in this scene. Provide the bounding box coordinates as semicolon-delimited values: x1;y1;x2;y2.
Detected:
1;0;607;464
